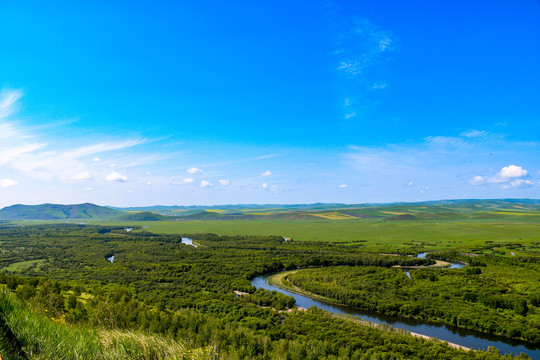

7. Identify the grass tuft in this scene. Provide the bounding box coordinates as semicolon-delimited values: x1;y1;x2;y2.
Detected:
0;289;217;360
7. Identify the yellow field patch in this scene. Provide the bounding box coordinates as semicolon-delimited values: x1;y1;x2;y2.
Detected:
205;209;227;213
494;211;540;216
311;212;358;220
380;211;411;215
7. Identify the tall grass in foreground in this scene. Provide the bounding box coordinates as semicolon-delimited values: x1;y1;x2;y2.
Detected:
0;289;217;360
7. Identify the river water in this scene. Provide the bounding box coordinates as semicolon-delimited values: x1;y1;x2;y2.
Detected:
251;254;539;359
181;237;198;247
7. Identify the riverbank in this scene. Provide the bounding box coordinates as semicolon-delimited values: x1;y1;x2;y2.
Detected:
267;271;472;352
267;270;345;306
261;267;539;357
392;259;451;269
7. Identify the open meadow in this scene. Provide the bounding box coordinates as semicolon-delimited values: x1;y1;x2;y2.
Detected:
71;217;540;255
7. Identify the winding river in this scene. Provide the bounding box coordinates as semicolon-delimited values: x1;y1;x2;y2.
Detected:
251;253;539;359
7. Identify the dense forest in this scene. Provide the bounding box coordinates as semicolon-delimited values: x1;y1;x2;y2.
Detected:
285;256;539;343
0;224;534;359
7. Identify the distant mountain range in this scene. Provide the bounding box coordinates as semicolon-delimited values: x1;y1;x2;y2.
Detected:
0;199;539;221
0;203;121;220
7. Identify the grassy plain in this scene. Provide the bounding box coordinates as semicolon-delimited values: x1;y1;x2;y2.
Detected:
3;259;47;273
57;218;540;253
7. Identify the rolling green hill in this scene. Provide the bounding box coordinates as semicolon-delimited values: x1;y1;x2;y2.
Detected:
0;203;122;220
113;211;171;221
2;199;540;222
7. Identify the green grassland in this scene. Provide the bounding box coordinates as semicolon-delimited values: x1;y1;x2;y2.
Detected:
3;259;47;273
4;200;540;254
67;218;539;253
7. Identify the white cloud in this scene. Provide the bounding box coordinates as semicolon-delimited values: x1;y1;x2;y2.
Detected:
336;20;394;78
470;176;486;185
0;89;23;120
372;82;388;89
0;178;19;187
187;167;202;174
498;165;527;179
219;179;230;186
70;171;92;180
378;38;392;51
471;165;529;186
262;171;272;176
262;182;268;189
344;98;351;107
0;92;144;181
338;184;348;188
509;179;534;188
146;181;152;185
407;181;414;186
344;112;356;119
460;130;488;138
172;178;194;185
338;59;365;77
84;187;93;191
93;157;101;162
105;172;127;182
200;180;212;188
424;136;463;147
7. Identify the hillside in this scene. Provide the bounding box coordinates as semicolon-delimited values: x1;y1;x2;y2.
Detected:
2;199;540;222
0;203;122;220
116;199;540;221
113;211;170;221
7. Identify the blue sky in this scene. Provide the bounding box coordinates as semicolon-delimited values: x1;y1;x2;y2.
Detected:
0;0;539;206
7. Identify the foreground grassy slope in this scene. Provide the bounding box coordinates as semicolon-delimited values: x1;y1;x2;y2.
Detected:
0;288;215;360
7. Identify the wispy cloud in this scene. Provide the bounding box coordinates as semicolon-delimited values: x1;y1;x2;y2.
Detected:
503;179;534;189
219;179;230;186
346;132;539;199
200;180;212;188
70;171;92;180
187;167;203;174
460;130;489;138
372;82;388;89
336;19;394;79
172;178;194;185
344;112;356;120
0;178;19;187
335;19;395;121
105;172;127;182
262;170;272;176
0;89;147;182
0;89;23;120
